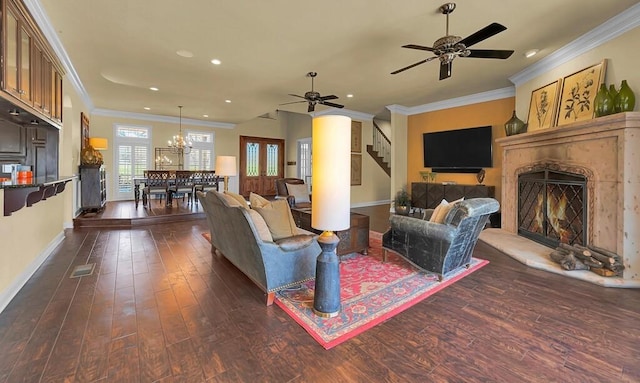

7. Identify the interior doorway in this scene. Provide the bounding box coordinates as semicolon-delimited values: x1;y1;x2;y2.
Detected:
239;136;284;197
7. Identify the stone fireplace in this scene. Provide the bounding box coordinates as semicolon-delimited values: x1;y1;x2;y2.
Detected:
489;112;640;284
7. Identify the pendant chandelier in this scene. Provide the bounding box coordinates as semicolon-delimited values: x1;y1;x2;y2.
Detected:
167;105;192;154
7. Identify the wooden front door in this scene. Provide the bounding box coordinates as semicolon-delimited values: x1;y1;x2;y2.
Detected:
239;136;284;197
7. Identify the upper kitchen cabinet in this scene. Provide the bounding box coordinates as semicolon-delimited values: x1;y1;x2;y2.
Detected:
1;0;64;127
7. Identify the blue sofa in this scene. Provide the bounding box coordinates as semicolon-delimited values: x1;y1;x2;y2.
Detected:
197;190;321;305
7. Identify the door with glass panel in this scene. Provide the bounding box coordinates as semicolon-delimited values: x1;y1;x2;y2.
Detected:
239;136;284;197
113;125;150;201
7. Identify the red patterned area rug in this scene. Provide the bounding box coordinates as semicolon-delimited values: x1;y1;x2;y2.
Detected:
275;234;489;349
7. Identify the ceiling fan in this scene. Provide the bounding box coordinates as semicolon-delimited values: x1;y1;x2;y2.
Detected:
281;72;344;112
391;2;514;80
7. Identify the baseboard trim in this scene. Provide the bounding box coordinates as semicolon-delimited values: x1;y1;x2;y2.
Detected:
351;200;391;209
0;231;65;314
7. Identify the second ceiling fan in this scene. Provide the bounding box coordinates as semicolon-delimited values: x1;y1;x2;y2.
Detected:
282;72;344;112
391;2;514;80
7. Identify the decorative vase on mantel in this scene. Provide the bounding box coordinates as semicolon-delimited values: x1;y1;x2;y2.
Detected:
608;84;618;102
613;80;636;113
504;111;527;136
594;83;614;117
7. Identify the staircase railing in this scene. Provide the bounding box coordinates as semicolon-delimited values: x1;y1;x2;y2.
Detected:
372;121;391;167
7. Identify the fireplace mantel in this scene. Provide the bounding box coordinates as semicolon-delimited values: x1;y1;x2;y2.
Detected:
490;112;640;284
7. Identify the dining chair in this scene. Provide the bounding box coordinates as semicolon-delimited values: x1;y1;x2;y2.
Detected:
170;170;196;205
193;170;219;203
142;170;170;208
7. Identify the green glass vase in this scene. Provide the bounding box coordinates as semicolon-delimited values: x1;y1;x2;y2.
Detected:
504;111;527;136
614;80;636;113
594;83;614;117
609;84;618;101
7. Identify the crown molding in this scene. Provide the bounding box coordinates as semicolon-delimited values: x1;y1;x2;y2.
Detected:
311;108;374;121
92;109;236;129
25;0;94;110
402;87;515;115
510;2;640;86
385;104;411;115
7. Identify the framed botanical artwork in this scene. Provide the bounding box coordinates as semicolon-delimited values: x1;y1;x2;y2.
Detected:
81;112;90;149
351;120;362;153
350;154;362;185
555;59;607;127
527;79;562;131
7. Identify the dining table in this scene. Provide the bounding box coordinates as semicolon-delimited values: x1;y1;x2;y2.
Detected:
133;170;220;208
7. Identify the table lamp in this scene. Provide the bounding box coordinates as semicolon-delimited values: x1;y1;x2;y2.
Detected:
311;115;351;317
216;155;237;192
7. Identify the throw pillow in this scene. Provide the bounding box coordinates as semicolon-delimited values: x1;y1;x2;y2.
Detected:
429;197;464;224
225;191;250;209
218;191;243;207
246;209;273;242
249;192;271;209
286;183;311;204
252;199;298;240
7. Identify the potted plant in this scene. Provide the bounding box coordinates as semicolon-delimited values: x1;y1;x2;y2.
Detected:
394;188;411;215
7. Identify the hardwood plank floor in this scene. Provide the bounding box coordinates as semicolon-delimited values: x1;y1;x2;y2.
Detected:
1;205;640;382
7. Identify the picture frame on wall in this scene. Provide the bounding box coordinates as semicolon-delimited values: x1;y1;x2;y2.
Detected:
350;154;362;186
351;121;362;153
81;112;90;149
527;79;562;131
555;59;607;127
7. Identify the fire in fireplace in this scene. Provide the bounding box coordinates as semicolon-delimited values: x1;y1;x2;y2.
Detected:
518;170;587;248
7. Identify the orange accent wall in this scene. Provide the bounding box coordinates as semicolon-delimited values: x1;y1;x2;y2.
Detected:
407;97;515;205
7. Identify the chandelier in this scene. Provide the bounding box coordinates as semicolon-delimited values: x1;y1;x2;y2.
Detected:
167;105;192;154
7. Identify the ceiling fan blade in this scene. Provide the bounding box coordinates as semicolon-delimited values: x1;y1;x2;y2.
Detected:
288;93;307;99
467;49;514;59
319;95;338;101
279;100;307;106
308;103;315;113
439;61;452;80
391;57;436;75
322;101;344;109
402;44;435;52
459;23;507;48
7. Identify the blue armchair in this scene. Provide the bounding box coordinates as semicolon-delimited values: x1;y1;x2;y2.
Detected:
382;198;499;280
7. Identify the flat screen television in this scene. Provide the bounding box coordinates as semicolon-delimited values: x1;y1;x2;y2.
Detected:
423;126;493;173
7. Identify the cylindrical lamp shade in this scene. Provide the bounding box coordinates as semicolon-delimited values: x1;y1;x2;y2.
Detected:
89;137;108;150
312;115;351;232
215;156;237;176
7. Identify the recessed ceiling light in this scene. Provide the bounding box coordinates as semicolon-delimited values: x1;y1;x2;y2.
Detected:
203;114;209;118
143;107;151;110
211;59;221;65
176;50;194;58
524;49;539;58
225;99;231;103
346;94;354;98
149;87;159;91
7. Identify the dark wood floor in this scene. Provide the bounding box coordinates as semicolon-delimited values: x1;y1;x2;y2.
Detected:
2;205;640;382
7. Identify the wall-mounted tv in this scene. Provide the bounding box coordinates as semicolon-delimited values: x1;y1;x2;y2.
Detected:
423;126;493;173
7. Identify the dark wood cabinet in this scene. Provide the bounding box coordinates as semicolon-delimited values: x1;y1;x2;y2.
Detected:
80;165;106;211
411;182;495;209
25;126;58;179
1;0;64;127
0;119;26;158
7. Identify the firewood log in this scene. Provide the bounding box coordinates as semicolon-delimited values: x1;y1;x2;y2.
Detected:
550;250;568;263
558;243;603;268
587;245;622;262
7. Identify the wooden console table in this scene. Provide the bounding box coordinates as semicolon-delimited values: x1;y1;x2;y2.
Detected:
291;208;370;256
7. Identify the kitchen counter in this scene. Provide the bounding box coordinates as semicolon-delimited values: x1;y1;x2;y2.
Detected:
1;175;76;216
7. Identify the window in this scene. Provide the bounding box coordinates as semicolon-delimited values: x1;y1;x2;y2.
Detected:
298;138;312;187
185;130;214;170
114;124;150;200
